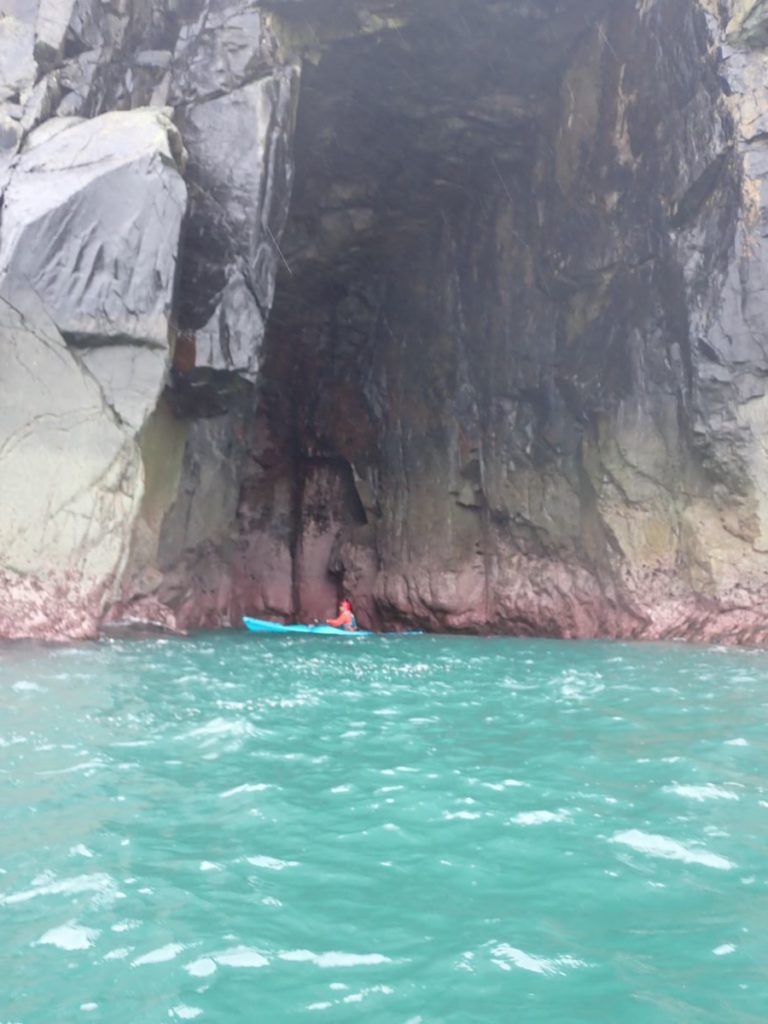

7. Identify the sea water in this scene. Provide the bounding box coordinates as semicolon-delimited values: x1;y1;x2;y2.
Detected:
1;633;767;1023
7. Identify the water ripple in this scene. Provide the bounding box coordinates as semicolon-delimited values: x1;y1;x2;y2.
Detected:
2;633;768;1022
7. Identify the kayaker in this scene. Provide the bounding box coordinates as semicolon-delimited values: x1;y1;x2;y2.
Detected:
327;599;358;631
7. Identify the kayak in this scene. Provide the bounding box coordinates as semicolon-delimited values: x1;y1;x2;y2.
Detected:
243;616;371;636
242;616;421;637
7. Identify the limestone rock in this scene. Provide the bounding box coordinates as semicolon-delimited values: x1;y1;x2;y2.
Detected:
0;10;36;104
174;63;299;379
727;0;768;46
34;0;77;65
0;106;187;348
0;286;141;640
170;0;275;105
77;344;172;431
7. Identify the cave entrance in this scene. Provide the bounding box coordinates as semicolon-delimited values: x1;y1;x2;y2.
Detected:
244;0;732;633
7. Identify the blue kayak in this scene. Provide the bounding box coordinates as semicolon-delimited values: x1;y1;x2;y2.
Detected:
242;616;421;637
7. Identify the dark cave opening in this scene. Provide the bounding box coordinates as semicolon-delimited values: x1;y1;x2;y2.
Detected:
232;0;737;632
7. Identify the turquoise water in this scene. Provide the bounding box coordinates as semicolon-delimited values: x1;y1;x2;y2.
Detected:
1;634;768;1023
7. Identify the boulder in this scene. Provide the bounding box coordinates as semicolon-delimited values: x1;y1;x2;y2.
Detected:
0;286;141;640
0;106;187;428
0;106;187;348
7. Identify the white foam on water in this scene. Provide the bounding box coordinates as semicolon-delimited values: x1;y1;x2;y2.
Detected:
245;855;299;871
37;760;104;777
220;783;270;798
331;785;352;794
482;779;527;791
213;946;269;968
112;919;141;933
713;944;736;956
510;809;570;826
80;1003;98;1012
104;948;131;960
185;957;217;978
558;672;605;701
279;950;392;968
132;943;186;966
490;944;587;975
199;861;222;872
69;844;94;858
180;718;260;744
664;784;739;802
442;811;482;821
725;738;749;747
1;872;118;906
611;830;735;870
342;985;393;1004
170;1006;203;1019
37;923;100;951
12;681;46;693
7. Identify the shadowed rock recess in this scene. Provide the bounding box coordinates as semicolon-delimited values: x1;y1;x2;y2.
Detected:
3;0;768;641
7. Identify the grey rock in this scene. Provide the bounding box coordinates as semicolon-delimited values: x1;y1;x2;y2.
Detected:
0;109;22;162
19;70;62;134
194;269;265;379
78;343;171;430
0;283;141;639
136;49;172;69
174;64;298;374
0;13;36;103
158;410;249;570
34;0;77;65
170;0;274;105
57;50;103;116
727;0;768;46
0;106;187;349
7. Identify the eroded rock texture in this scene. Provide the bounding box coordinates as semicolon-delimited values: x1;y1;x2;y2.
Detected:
243;0;768;640
0;0;297;637
3;0;768;641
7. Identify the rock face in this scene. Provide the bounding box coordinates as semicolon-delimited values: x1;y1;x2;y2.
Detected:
0;287;141;639
0;107;187;430
4;0;768;642
242;0;768;642
0;0;298;636
0;108;186;350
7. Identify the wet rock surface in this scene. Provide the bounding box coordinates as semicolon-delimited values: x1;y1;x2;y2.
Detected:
3;0;768;641
243;0;768;641
0;286;140;639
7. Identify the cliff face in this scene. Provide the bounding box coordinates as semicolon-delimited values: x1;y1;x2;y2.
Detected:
3;0;768;641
